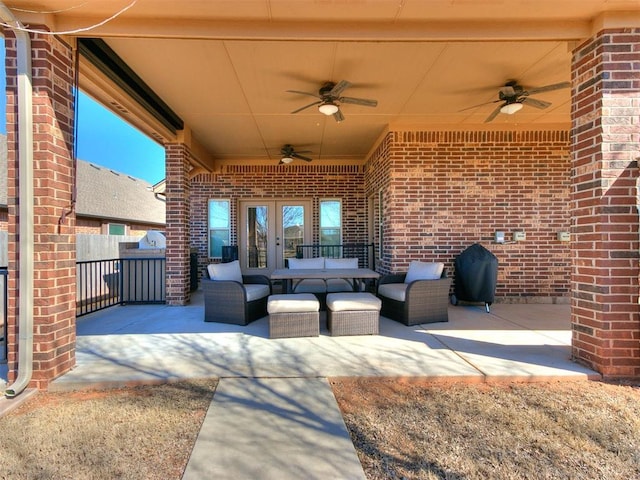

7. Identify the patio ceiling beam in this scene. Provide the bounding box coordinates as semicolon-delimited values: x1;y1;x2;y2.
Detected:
56;18;597;42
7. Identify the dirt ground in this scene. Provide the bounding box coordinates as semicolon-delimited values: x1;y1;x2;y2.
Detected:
0;378;639;479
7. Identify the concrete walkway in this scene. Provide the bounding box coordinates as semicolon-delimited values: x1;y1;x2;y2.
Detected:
2;293;599;478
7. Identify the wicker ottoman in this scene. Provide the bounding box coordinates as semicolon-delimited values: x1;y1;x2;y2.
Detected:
268;294;320;339
326;292;381;336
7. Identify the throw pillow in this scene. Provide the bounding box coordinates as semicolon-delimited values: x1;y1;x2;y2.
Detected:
325;257;359;269
404;261;444;283
287;257;325;269
207;260;243;283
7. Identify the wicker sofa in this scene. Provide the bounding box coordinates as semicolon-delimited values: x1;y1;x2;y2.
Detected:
377;261;452;325
203;261;271;325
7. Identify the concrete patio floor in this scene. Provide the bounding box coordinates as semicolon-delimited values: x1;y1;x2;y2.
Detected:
43;290;598;389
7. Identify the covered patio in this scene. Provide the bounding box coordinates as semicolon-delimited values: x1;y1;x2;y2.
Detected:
0;1;638;394
46;291;598;391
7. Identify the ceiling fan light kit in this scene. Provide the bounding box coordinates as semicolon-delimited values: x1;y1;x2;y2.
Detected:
318;102;339;115
288;79;378;122
459;80;571;123
278;144;313;165
500;102;523;115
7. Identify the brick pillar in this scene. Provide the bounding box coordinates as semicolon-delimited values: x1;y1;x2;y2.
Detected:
570;29;640;378
165;143;191;305
5;31;77;389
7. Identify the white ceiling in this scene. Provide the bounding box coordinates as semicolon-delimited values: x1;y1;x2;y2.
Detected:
4;0;640;168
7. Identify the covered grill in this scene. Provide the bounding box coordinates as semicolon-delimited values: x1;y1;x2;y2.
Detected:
451;243;498;313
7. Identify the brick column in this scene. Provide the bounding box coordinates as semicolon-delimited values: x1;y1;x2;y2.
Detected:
5;31;77;389
570;29;640;378
165;143;191;305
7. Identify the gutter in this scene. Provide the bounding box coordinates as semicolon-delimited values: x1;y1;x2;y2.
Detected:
0;3;35;398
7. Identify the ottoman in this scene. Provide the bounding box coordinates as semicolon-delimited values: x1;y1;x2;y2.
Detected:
326;292;381;336
268;294;320;339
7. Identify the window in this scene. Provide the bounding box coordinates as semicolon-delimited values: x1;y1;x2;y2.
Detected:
320;200;341;245
108;223;125;235
208;199;231;258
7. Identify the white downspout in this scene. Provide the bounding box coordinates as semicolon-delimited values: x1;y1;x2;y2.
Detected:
0;3;34;398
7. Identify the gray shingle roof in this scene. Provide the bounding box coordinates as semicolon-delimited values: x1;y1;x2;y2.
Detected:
76;160;165;225
0;134;166;225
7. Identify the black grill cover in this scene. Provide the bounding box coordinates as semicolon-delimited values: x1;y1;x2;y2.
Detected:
454;243;498;304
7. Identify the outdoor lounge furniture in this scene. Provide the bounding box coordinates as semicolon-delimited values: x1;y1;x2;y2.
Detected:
203;260;271;325
283;257;365;308
267;294;320;338
326;292;381;336
377;261;451;325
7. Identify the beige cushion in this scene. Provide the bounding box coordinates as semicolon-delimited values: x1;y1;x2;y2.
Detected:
288;257;325;269
405;261;444;283
208;260;243;283
292;278;327;293
244;284;270;302
377;283;407;302
327;292;382;311
267;294;320;313
325;257;358;269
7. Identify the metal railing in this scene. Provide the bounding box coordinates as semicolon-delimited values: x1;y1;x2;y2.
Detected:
76;259;121;316
295;243;376;269
76;257;166;317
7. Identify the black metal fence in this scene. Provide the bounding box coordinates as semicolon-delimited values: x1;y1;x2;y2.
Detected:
76;257;166;317
295;243;376;269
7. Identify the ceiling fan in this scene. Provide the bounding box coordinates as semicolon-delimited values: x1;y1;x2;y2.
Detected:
278;144;313;165
287;80;378;122
462;80;571;122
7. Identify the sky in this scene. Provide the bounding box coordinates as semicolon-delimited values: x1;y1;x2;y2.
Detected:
0;39;166;185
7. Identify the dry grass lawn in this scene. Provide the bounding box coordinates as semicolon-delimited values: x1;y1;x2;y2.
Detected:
0;379;217;480
332;379;640;480
0;378;639;479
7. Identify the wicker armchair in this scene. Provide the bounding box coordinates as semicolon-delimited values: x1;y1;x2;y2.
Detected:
377;268;451;325
203;275;271;325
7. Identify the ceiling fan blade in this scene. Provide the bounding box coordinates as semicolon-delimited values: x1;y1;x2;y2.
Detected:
339;96;378;107
458;99;500;112
333;109;345;122
484;104;503;123
291;101;321;114
330;80;351;97
524;81;571;95
293;153;313;162
286;89;321;99
521;97;551;109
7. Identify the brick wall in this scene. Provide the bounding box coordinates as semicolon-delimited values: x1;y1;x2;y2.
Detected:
75;217;163;237
571;29;640;377
189;164;366;278
365;130;572;302
5;31;77;388
165;143;192;305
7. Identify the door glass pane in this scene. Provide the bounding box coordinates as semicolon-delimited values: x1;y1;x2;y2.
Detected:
282;205;304;261
246;206;268;269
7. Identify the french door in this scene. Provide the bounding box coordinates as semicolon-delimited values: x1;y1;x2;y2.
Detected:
238;200;312;276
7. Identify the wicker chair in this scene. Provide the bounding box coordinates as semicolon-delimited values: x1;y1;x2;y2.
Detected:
203;260;271;325
377;267;451;325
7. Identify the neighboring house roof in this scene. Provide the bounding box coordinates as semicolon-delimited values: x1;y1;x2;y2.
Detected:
0;134;165;226
76;160;165;225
